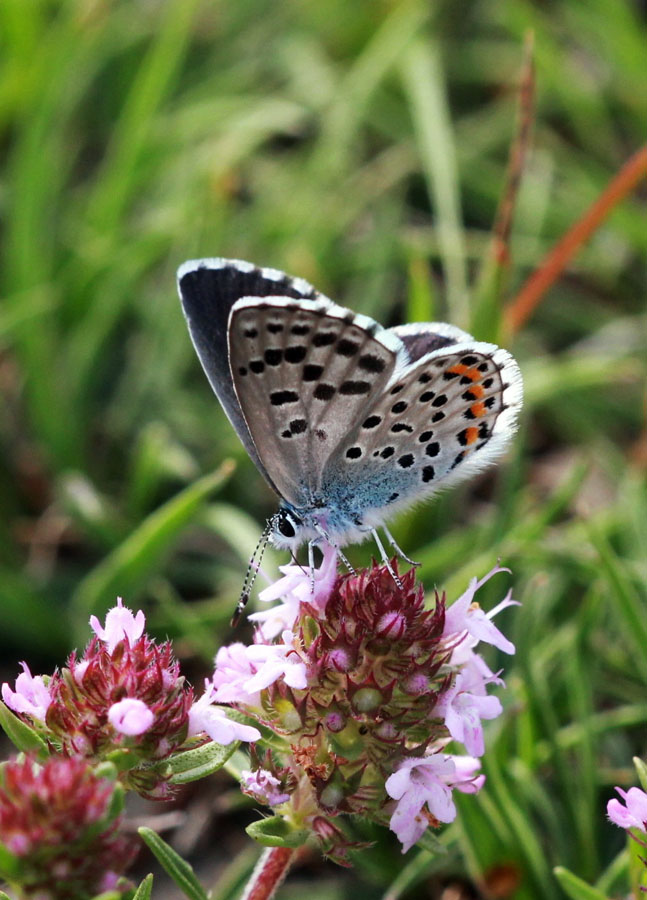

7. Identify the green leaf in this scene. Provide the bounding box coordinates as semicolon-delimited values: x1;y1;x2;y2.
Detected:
0;842;21;881
245;816;309;849
0;891;12;900
71;462;234;633
132;874;154;900
634;757;647;793
415;828;448;856
0;702;49;758
138;827;208;900
553;866;610;900
168;740;238;784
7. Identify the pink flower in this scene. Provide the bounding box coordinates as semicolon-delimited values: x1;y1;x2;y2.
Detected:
249;543;338;638
443;565;517;655
108;698;155;736
241;768;290;806
447;754;487;794
2;662;51;722
211;635;307;705
433;669;503;757
608;786;647;832
89;597;145;653
386;754;484;852
188;690;261;744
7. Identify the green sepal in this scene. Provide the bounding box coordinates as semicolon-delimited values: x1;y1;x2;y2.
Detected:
0;702;49;759
553;866;610;900
104;748;140;772
415;828;448;856
245;816;310;848
167;739;238;784
633;756;647;793
138;827;208;900
0;842;22;881
132;873;154;900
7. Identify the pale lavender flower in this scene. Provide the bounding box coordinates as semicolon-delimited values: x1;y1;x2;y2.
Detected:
89;597;145;653
608;786;647;832
107;697;155;736
447;754;487;793
386;754;476;852
211;635;307;705
188;689;261;744
241;768;290;806
249;543;338;639
443;565;517;656
433;668;503;757
2;662;51;722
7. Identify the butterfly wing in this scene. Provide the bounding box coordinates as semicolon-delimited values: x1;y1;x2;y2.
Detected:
320;335;523;522
228;297;400;507
177;258;323;491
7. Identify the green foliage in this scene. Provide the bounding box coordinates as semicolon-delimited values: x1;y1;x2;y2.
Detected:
0;0;644;898
138;828;208;900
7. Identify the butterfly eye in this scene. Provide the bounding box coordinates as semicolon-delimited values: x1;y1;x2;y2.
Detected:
276;509;301;539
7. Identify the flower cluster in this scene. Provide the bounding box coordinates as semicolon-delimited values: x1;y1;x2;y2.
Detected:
0;755;136;900
2;598;259;800
206;547;517;857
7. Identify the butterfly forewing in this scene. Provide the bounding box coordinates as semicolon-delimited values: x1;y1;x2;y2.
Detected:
177;258;324;494
321;342;522;518
228;298;398;505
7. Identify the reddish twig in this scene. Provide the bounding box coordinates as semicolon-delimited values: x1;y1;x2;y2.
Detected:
241;847;297;900
504;145;647;335
492;30;536;268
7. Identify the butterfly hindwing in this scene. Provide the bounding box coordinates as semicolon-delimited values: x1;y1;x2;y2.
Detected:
228;297;399;506
321;340;522;521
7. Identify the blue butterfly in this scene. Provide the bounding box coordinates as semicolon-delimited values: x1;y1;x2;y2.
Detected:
177;258;522;585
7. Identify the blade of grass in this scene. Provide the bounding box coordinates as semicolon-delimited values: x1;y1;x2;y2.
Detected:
70;463;234;637
400;40;469;325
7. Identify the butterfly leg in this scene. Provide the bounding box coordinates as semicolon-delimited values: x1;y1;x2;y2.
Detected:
311;522;356;578
370;528;404;590
382;524;420;567
307;539;317;593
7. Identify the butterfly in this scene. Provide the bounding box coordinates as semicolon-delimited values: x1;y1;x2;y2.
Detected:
177;257;523;589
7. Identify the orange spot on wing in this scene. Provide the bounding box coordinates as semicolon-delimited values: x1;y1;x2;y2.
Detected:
463;367;481;382
471;401;486;417
447;363;467;376
468;383;485;398
465;426;479;445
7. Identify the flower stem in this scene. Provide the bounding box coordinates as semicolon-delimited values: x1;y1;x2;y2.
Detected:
241;847;297;900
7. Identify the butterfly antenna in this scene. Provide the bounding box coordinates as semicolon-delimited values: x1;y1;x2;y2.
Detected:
231;518;273;627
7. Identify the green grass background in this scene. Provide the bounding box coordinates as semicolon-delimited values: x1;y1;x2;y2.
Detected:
0;1;645;897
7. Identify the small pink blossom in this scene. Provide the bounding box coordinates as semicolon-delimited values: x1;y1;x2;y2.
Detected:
241;768;290;806
188;690;261;744
443;565;517;655
608;786;647;832
108;698;155;736
249;543;338;638
211;636;307;705
89;597;145;653
434;668;503;757
2;662;51;722
447;754;486;793
386;754;471;852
